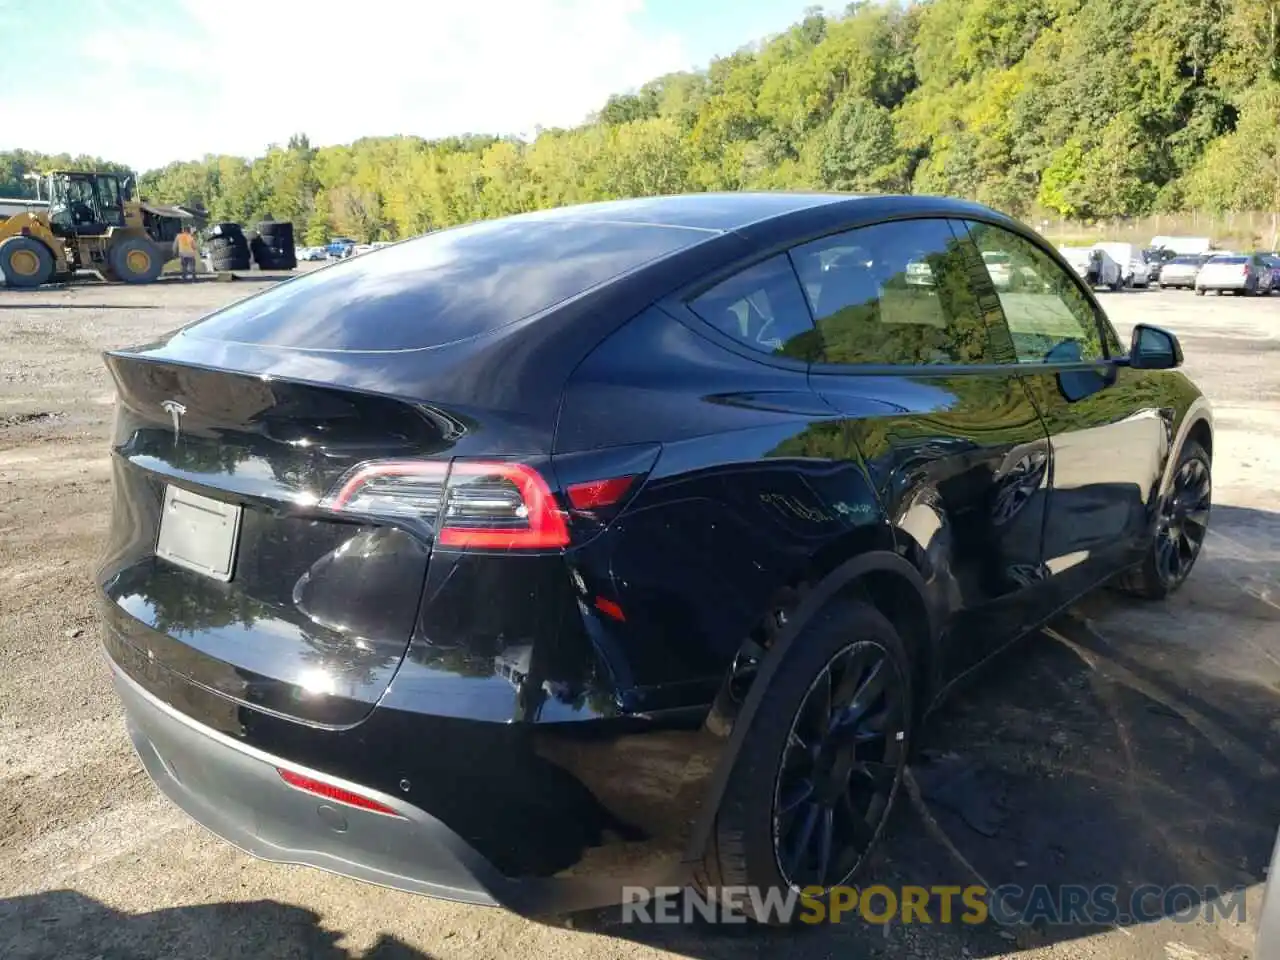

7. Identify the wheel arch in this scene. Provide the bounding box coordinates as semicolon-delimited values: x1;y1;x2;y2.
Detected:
1186;415;1212;462
683;549;937;862
1159;398;1213;498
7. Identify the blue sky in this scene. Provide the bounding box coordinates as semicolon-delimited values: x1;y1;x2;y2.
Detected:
0;0;815;172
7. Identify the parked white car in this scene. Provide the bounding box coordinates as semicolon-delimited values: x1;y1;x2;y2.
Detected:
296;246;327;262
1058;245;1123;290
1195;253;1273;296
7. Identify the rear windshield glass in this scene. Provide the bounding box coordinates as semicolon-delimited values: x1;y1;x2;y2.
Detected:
184;217;704;351
1170;256;1200;265
1209;256;1247;264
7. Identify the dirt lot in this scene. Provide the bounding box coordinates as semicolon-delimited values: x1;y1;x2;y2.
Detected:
1;274;1278;960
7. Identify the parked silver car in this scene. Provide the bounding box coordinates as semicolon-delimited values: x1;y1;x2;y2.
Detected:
1158;254;1210;290
1195;253;1274;296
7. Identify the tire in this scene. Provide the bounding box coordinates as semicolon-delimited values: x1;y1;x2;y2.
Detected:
695;599;912;924
257;221;296;267
1195;287;1206;296
0;235;55;288
209;237;249;260
108;237;163;284
257;220;293;242
1116;440;1211;601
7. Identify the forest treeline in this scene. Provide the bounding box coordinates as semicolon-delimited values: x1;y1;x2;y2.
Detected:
3;0;1278;243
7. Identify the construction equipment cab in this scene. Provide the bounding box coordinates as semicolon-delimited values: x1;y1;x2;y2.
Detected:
48;171;129;235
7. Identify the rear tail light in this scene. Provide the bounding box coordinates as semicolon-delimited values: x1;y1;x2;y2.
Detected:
323;459;571;549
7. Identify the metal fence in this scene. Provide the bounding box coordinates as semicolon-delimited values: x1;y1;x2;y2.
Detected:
1038;211;1280;251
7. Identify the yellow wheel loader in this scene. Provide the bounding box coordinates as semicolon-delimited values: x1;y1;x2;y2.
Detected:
0;171;187;288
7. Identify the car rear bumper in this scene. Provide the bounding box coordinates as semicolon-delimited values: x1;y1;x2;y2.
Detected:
101;587;705;914
111;659;508;906
1197;278;1249;290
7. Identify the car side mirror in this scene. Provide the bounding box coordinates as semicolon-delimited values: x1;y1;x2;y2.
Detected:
1129;323;1183;370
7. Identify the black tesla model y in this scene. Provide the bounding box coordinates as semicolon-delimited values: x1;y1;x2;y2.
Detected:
98;193;1213;919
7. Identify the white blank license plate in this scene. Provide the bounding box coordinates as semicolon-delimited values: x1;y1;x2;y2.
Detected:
156;485;242;582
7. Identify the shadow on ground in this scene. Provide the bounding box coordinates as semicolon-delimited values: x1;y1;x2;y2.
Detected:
0;890;439;960
583;503;1279;958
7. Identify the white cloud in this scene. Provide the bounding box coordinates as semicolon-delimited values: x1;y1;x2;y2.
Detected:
2;0;691;170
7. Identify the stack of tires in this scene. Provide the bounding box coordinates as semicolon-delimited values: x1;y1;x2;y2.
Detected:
252;221;297;271
208;223;251;272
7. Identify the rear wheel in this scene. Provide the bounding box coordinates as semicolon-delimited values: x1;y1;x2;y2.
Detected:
1196;287;1206;296
1117;440;1211;600
109;237;163;284
696;599;912;923
0;235;55;288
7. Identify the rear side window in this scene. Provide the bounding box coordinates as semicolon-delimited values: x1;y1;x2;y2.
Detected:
688;254;818;359
183;217;704;351
790;218;993;366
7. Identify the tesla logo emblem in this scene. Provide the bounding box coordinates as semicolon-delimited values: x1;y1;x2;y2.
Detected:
160;400;186;442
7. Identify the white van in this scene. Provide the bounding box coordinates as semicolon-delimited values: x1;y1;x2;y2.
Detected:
1150;235;1212;256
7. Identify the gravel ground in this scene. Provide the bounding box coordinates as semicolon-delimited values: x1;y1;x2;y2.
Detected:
1;272;1277;960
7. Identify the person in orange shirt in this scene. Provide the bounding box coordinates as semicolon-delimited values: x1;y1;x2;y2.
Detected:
175;226;198;281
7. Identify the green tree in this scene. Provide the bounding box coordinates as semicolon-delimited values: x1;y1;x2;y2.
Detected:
818;95;904;191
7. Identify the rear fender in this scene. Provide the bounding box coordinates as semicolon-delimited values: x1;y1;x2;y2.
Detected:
683;549;935;862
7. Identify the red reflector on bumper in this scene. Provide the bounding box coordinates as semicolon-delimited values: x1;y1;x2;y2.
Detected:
566;475;636;510
277;768;402;817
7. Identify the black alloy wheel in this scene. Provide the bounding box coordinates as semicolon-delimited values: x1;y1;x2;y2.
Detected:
1154;453;1211;589
772;639;906;892
1118;440;1211;599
